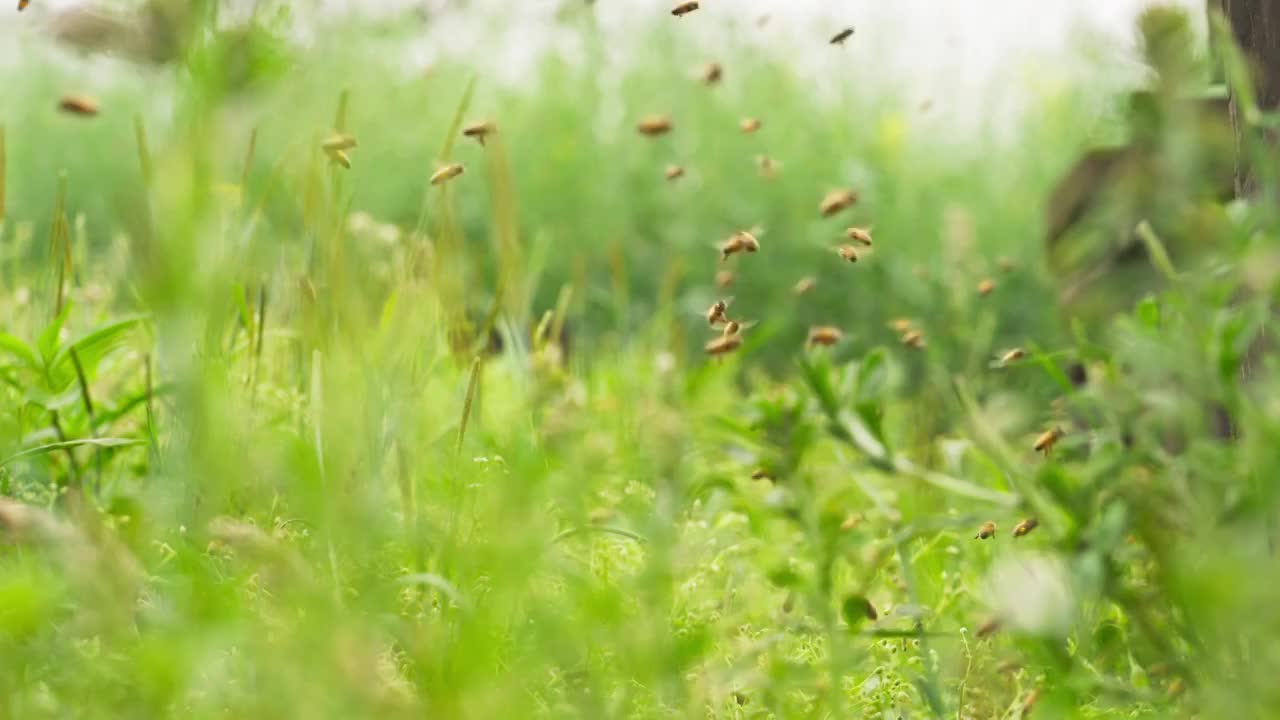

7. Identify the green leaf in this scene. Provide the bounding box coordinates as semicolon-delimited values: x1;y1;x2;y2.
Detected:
768;568;802;588
1;438;143;467
51;314;147;377
0;333;38;370
1135;295;1159;330
853;347;889;402
37;303;72;364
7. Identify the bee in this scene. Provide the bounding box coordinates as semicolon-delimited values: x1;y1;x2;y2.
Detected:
807;326;843;347
750;468;773;480
1033;426;1064;456
321;134;357;152
792;276;816;295
665;164;685;181
889;318;914;333
715;269;735;288
701;62;723;85
974;521;996;539
719;231;760;261
976;617;1001;638
722;319;756;337
671;1;699;17
1012;518;1039;538
756;154;778;178
328;149;352;169
704;334;743;356
58;95;99;116
819;189;858;217
997;256;1016;273
830;27;855;45
18;0;29;10
739;117;762;134
637;115;673;136
845;227;873;246
977;278;996;296
919;99;934;112
901;329;926;349
1001;348;1026;364
836;244;860;263
1022;688;1041;714
462;121;497;145
705;298;731;326
861;598;879;621
430;163;464;185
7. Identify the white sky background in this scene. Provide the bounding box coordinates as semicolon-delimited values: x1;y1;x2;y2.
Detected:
5;0;1206;127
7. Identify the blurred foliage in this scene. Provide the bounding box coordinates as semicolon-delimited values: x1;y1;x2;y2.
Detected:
0;2;1278;719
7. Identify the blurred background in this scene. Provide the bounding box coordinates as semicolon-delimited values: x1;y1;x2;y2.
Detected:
2;1;1279;718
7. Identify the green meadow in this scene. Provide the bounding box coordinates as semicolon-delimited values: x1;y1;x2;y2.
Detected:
1;3;1278;718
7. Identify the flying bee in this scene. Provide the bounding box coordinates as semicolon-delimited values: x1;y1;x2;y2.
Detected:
995;347;1026;366
321;133;357;152
792;276;816;295
715;269;735;288
1033;426;1065;456
705;334;743;356
58;95;99;116
836;244;860;263
997;256;1016;273
718;231;760;261
830;27;854;45
701;62;723;85
739;117;762;134
975;521;996;539
976;617;1002;638
756;154;778;178
705;298;732;326
807;326;843;347
819;189;858;217
1022;689;1041;714
671;1;699;17
462;120;497;145
18;0;29;10
889;318;914;333
328;149;352;169
665;164;685;181
901;329;926;349
430;163;464;185
977;278;996;296
845;226;873;246
637;115;673;136
750;468;773;480
722;319;756;337
1012;518;1039;538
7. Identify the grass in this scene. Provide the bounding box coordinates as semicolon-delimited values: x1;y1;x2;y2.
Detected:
1;3;1279;718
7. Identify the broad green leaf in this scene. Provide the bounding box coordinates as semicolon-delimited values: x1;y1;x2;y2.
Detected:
0;332;38;370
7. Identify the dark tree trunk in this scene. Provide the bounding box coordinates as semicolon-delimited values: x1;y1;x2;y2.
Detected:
1221;0;1280;195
